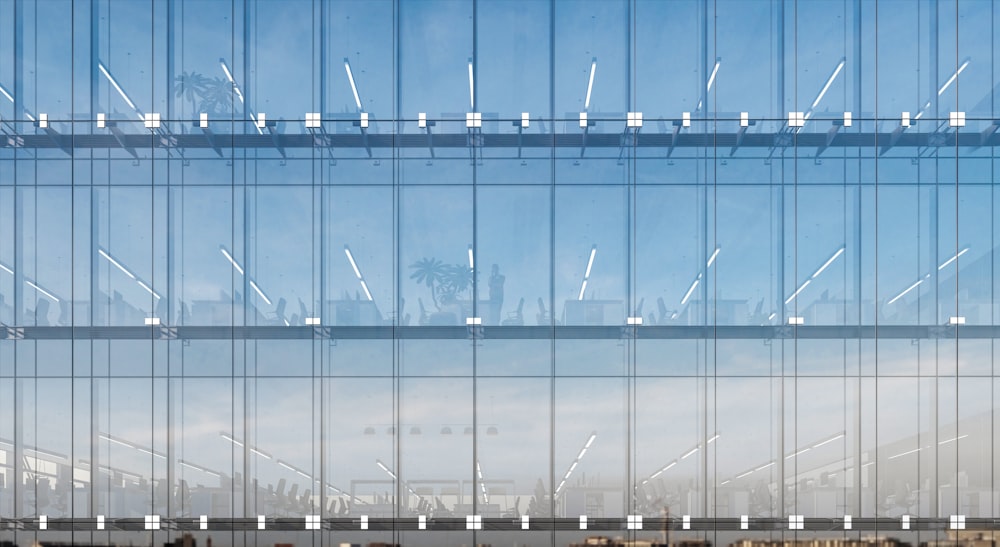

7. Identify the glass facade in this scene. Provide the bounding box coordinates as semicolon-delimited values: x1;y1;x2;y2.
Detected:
1;0;999;546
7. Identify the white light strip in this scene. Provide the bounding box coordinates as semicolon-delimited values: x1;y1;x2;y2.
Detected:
681;276;700;306
25;280;59;302
468;245;475;270
681;447;698;459
249;280;272;305
344;60;363;111
585;433;596;448
584;58;596;110
0;262;12;274
99;434;135;449
812;433;844;448
584;246;597;279
785;447;811;459
0;83;13;103
468;60;475;110
938;247;969;270
97;62;141;117
578;279;587;301
220;433;244;447
706;59;721;93
784;279;811;304
888;277;926;305
136;280;161;300
707;433;720;443
811;58;846;110
755;461;774;471
735;470;753;479
220;247;244;275
812;247;845;279
277;460;297;472
376;459;397;480
939;434;968;445
887;447;921;460
344;246;363;279
359;280;373;302
938;59;970;96
706;247;720;268
98;249;136;280
219;60;244;103
555;432;596;495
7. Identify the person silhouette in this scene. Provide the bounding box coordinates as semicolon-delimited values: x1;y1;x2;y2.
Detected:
488;264;505;325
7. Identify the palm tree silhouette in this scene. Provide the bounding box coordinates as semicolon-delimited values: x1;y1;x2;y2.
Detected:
409;257;447;310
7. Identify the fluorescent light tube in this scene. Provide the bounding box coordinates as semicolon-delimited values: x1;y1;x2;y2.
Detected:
735;470;753;479
249;280;272;305
136;280;160;300
706;247;720;268
812;433;845;448
0;263;12;274
811;247;845;279
577;279;588;301
785;447;811;459
938;247;969;270
938;434;968;445
344;59;363;110
706;58;721;93
98;249;136;279
755;461;774;471
220;433;243;447
888;278;925;305
468;245;474;270
585;433;596;448
220;247;244;275
784;279;811;304
681;277;700;306
584;246;596;278
359;280;373;302
585;58;596;110
707;434;720;443
468;59;475;110
938;59;970;96
375;459;396;479
887;447;921;460
25;280;59;302
0;83;13;103
277;461;297;472
344;246;362;278
682;447;698;459
811;58;845;110
98;62;138;112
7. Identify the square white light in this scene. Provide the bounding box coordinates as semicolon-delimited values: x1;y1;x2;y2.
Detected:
843;112;852;127
199;515;208;530
579;112;588;128
466;317;482;325
626;317;642;325
256;113;267;128
145;514;160;530
740;112;749;127
579;515;587;529
97;113;106;129
305;317;320;325
418;112;427;128
901;112;910;127
788;316;804;325
902;515;910;529
788;112;805;127
97;515;105;530
360;515;368;530
199;113;208;128
39;515;47;530
682;112;691;127
305;113;320;129
39;113;48;128
466;113;475;128
844;515;852;529
145;317;160;326
683;515;690;530
626;514;642;530
258;515;266;530
521;112;530;128
360;112;369;128
521;515;529;530
144;113;160;129
627;112;643;128
740;515;748;530
418;515;426;530
950;112;966;127
949;316;966;325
